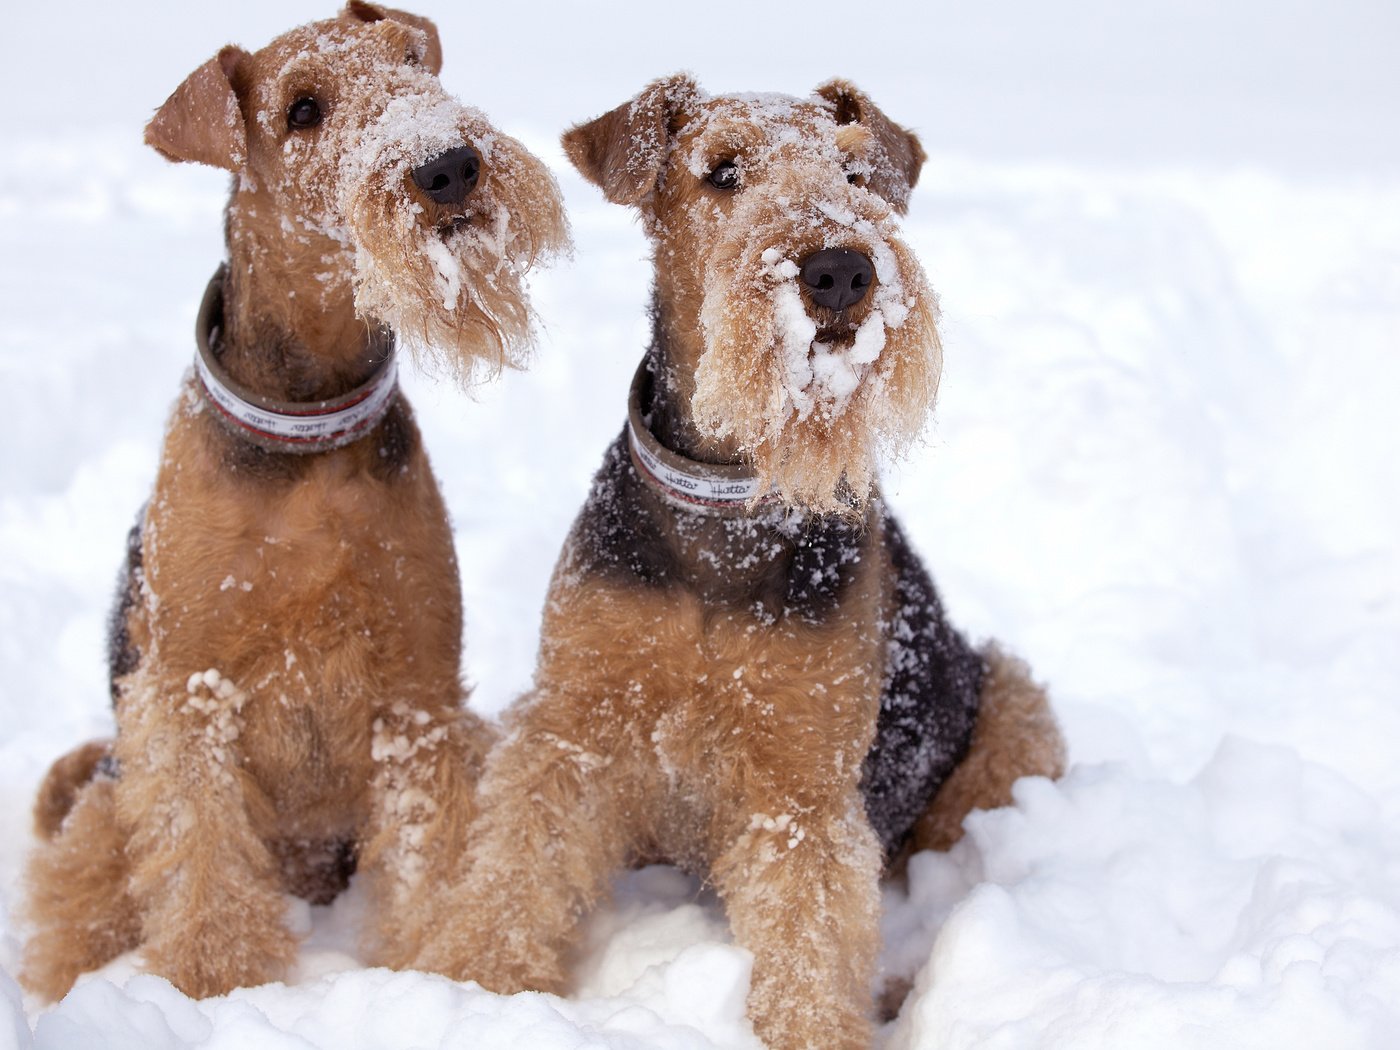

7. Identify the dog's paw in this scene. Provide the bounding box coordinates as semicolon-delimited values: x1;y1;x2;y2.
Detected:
412;918;565;995
143;909;296;998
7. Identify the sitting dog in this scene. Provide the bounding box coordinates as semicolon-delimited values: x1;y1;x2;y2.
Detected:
412;76;1064;1050
21;2;568;1001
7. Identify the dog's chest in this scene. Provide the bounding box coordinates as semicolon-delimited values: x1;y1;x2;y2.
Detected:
139;436;457;821
147;434;439;650
188;577;388;824
238;675;374;826
570;435;874;623
540;571;887;816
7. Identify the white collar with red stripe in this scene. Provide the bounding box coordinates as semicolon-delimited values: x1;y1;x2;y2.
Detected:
194;269;399;455
625;359;780;516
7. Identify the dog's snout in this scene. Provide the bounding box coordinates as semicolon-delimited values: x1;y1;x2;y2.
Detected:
411;145;481;205
800;248;874;312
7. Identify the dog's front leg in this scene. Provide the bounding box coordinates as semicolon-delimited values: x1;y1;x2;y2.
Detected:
358;699;495;969
712;789;883;1050
413;703;634;993
116;667;295;998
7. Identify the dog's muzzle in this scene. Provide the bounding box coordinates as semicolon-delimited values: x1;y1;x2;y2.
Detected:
800;247;874;312
412;145;481;205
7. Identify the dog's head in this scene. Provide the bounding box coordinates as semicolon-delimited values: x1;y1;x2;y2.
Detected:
146;3;569;385
564;75;938;513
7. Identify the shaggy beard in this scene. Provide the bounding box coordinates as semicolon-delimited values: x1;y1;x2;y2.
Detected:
693;198;941;515
342;130;569;387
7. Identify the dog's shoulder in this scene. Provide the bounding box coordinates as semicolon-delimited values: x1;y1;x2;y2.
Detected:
563;429;676;587
560;429;878;624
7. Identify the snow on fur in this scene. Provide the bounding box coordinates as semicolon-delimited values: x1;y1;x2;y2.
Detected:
3;21;1399;1050
327;41;569;385
686;94;938;512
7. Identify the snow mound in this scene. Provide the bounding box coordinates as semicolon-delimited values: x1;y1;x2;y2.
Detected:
14;948;757;1050
883;738;1400;1049
4;740;1395;1049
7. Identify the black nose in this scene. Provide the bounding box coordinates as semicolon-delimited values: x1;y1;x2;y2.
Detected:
411;145;481;205
800;248;875;311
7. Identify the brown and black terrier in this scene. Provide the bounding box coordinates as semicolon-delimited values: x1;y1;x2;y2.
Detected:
20;2;568;1002
412;76;1064;1050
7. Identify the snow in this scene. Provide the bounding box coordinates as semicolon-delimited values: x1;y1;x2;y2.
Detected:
880;739;1400;1049
2;2;1398;1048
25;964;760;1050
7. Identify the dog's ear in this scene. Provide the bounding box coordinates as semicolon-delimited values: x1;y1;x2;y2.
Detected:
347;2;444;74
562;73;701;207
345;0;386;20
390;10;444;75
145;46;249;172
815;79;926;213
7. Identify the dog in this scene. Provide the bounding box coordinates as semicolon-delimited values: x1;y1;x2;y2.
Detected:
20;2;568;1002
410;76;1065;1050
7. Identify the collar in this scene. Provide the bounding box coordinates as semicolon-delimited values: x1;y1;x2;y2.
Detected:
193;268;399;455
626;358;780;516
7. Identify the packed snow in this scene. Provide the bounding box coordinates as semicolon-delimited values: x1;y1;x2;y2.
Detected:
1;1;1397;1047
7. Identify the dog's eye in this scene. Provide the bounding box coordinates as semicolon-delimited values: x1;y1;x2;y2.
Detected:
707;161;740;191
287;97;323;131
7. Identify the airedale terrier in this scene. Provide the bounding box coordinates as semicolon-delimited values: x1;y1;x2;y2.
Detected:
21;2;568;1002
411;76;1063;1049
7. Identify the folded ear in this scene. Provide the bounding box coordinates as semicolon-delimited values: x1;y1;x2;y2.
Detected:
815;79;926;213
145;46;249;172
388;10;443;75
561;73;702;207
348;1;444;74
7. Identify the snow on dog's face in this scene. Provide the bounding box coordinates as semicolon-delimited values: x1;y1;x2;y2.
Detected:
146;3;569;385
564;75;937;513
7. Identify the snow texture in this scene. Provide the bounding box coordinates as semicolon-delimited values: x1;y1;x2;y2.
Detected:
1;2;1398;1047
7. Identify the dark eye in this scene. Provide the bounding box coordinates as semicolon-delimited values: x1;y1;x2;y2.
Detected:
287;97;322;131
846;172;860;184
708;161;739;190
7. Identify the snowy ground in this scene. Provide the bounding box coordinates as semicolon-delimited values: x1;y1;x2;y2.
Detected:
2;2;1398;1048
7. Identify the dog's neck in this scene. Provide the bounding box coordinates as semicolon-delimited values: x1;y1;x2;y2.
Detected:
193;268;397;456
628;359;777;515
615;295;882;615
644;289;746;466
218;192;383;403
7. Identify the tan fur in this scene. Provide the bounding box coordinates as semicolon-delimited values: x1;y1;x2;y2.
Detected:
17;3;570;1001
815;80;927;213
564;77;939;516
97;412;493;992
162;9;568;392
22;777;143;1003
417;558;889;1049
32;738;113;840
341;105;568;383
912;646;1067;852
674;92;937;515
415;78;1065;1050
